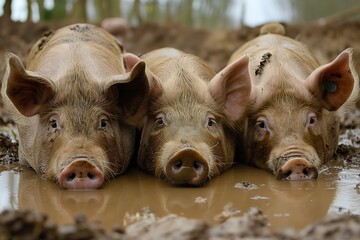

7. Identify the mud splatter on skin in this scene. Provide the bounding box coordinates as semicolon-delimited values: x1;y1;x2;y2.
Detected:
69;24;90;33
255;52;272;76
32;30;54;56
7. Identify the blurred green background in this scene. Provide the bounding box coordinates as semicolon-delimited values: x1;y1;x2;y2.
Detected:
1;0;360;28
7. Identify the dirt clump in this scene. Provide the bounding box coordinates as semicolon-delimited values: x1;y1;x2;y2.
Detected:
1;208;360;240
0;133;18;165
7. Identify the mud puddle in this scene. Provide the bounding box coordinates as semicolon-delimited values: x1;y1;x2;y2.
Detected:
1;158;359;231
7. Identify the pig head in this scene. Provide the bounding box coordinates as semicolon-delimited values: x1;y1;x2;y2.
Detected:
229;23;359;180
1;24;149;189
138;48;251;186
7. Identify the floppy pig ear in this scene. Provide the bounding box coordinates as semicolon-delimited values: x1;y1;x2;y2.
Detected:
306;49;356;111
105;57;150;125
208;55;251;121
4;53;55;117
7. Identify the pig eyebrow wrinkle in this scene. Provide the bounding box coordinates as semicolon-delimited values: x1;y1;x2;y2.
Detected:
252;91;321;116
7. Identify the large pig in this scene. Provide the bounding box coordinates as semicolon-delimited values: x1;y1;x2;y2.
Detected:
229;23;359;180
1;24;149;189
138;48;251;186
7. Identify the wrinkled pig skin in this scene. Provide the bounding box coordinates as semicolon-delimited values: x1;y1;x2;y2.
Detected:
1;24;149;189
138;48;251;186
229;23;359;180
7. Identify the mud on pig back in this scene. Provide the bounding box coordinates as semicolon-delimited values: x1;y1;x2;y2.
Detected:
229;23;359;180
138;48;251;186
1;24;149;189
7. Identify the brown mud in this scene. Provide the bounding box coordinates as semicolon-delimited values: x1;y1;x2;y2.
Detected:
0;18;360;239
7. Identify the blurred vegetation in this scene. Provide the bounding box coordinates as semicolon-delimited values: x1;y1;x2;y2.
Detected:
1;0;360;28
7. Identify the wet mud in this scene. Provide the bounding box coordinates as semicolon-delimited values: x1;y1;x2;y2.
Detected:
0;18;360;239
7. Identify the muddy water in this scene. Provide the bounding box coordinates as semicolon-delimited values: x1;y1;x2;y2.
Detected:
1;159;359;231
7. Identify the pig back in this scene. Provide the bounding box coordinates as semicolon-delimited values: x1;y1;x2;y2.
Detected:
142;48;215;86
26;24;126;80
229;34;320;76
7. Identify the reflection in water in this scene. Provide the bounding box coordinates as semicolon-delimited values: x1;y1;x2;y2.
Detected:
0;161;359;230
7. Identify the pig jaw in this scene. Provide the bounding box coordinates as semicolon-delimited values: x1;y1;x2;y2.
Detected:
249;142;321;181
276;156;318;180
269;148;320;180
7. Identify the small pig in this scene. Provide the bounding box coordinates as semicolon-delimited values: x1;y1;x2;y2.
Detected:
138;48;251;186
1;24;149;189
229;23;359;180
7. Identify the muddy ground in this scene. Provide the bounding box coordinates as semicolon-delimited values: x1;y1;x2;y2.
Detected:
0;17;360;239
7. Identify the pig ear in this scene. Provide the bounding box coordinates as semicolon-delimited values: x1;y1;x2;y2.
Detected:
123;52;162;96
105;60;150;124
123;53;142;72
208;55;251;121
4;53;55;117
306;49;356;111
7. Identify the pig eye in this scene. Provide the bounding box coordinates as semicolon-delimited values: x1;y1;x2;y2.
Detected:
50;120;58;129
155;117;166;127
255;117;268;131
49;115;60;130
307;113;317;127
100;119;108;128
207;118;217;127
154;112;166;128
155;118;164;126
99;116;110;129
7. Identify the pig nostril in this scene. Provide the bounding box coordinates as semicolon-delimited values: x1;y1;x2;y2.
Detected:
303;168;309;176
87;172;95;179
283;170;292;179
67;173;76;181
173;161;183;171
193;161;203;172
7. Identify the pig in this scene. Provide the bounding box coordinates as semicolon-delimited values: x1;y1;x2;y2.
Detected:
101;17;131;38
1;24;149;189
229;23;359;180
137;48;251;186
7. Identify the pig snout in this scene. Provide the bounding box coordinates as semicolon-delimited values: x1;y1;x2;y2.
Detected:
277;157;318;181
165;148;209;186
59;159;105;189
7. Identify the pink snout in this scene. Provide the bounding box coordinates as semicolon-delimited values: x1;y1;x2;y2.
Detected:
165;148;209;186
277;158;318;180
59;160;105;189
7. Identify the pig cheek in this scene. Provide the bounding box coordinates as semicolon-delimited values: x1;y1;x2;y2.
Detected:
35;129;62;181
246;128;273;171
305;126;327;166
206;127;232;176
139;129;165;176
98;125;133;176
207;135;227;176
